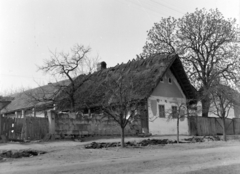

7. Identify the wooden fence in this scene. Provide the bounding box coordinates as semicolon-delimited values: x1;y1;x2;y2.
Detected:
0;116;48;141
26;117;49;140
1;111;141;140
188;116;240;136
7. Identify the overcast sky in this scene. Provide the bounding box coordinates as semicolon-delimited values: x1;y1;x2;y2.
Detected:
0;0;239;94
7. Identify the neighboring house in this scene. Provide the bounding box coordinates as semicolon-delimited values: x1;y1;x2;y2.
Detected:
233;105;240;118
0;80;70;118
58;54;197;135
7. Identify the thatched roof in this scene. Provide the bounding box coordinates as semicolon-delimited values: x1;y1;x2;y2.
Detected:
57;54;197;111
1;80;70;114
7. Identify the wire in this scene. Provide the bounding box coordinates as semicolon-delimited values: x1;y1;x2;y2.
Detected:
123;0;169;17
150;0;185;15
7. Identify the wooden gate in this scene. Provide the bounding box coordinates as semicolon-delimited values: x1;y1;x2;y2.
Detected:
26;117;49;140
1;117;13;139
0;116;48;141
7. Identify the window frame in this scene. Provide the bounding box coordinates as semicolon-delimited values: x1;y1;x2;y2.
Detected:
172;106;178;119
159;105;165;118
168;77;172;84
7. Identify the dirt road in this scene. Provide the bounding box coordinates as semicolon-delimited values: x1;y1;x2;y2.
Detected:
0;138;240;174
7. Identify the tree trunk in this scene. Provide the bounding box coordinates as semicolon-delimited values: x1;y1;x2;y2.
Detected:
70;95;75;112
201;98;210;117
121;127;125;148
177;116;179;144
222;117;227;141
70;86;75;112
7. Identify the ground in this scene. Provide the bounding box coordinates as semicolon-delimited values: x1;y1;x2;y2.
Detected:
0;136;240;174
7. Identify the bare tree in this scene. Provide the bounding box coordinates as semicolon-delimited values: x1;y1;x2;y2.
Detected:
142;8;240;117
24;80;69;108
210;84;238;141
38;44;98;112
98;72;142;147
166;99;192;144
84;54;101;74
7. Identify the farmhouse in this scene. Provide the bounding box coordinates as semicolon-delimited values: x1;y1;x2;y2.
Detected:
58;53;197;135
2;54;239;139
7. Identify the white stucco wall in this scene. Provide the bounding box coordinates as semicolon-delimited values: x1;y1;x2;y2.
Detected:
148;70;189;135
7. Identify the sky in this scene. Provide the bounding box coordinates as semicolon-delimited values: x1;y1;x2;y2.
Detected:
0;0;239;95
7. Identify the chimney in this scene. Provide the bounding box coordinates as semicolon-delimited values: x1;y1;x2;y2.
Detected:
97;61;107;71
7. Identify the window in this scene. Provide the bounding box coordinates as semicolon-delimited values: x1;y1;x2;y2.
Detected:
159;105;165;118
168;78;172;84
172;106;178;118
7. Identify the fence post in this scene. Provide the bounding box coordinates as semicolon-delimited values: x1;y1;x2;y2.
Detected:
0;114;2;135
22;110;27;140
215;118;217;135
32;108;36;117
232;118;235;135
187;116;190;135
47;110;55;135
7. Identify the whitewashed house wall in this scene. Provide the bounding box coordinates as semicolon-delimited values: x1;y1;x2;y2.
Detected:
148;70;189;135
